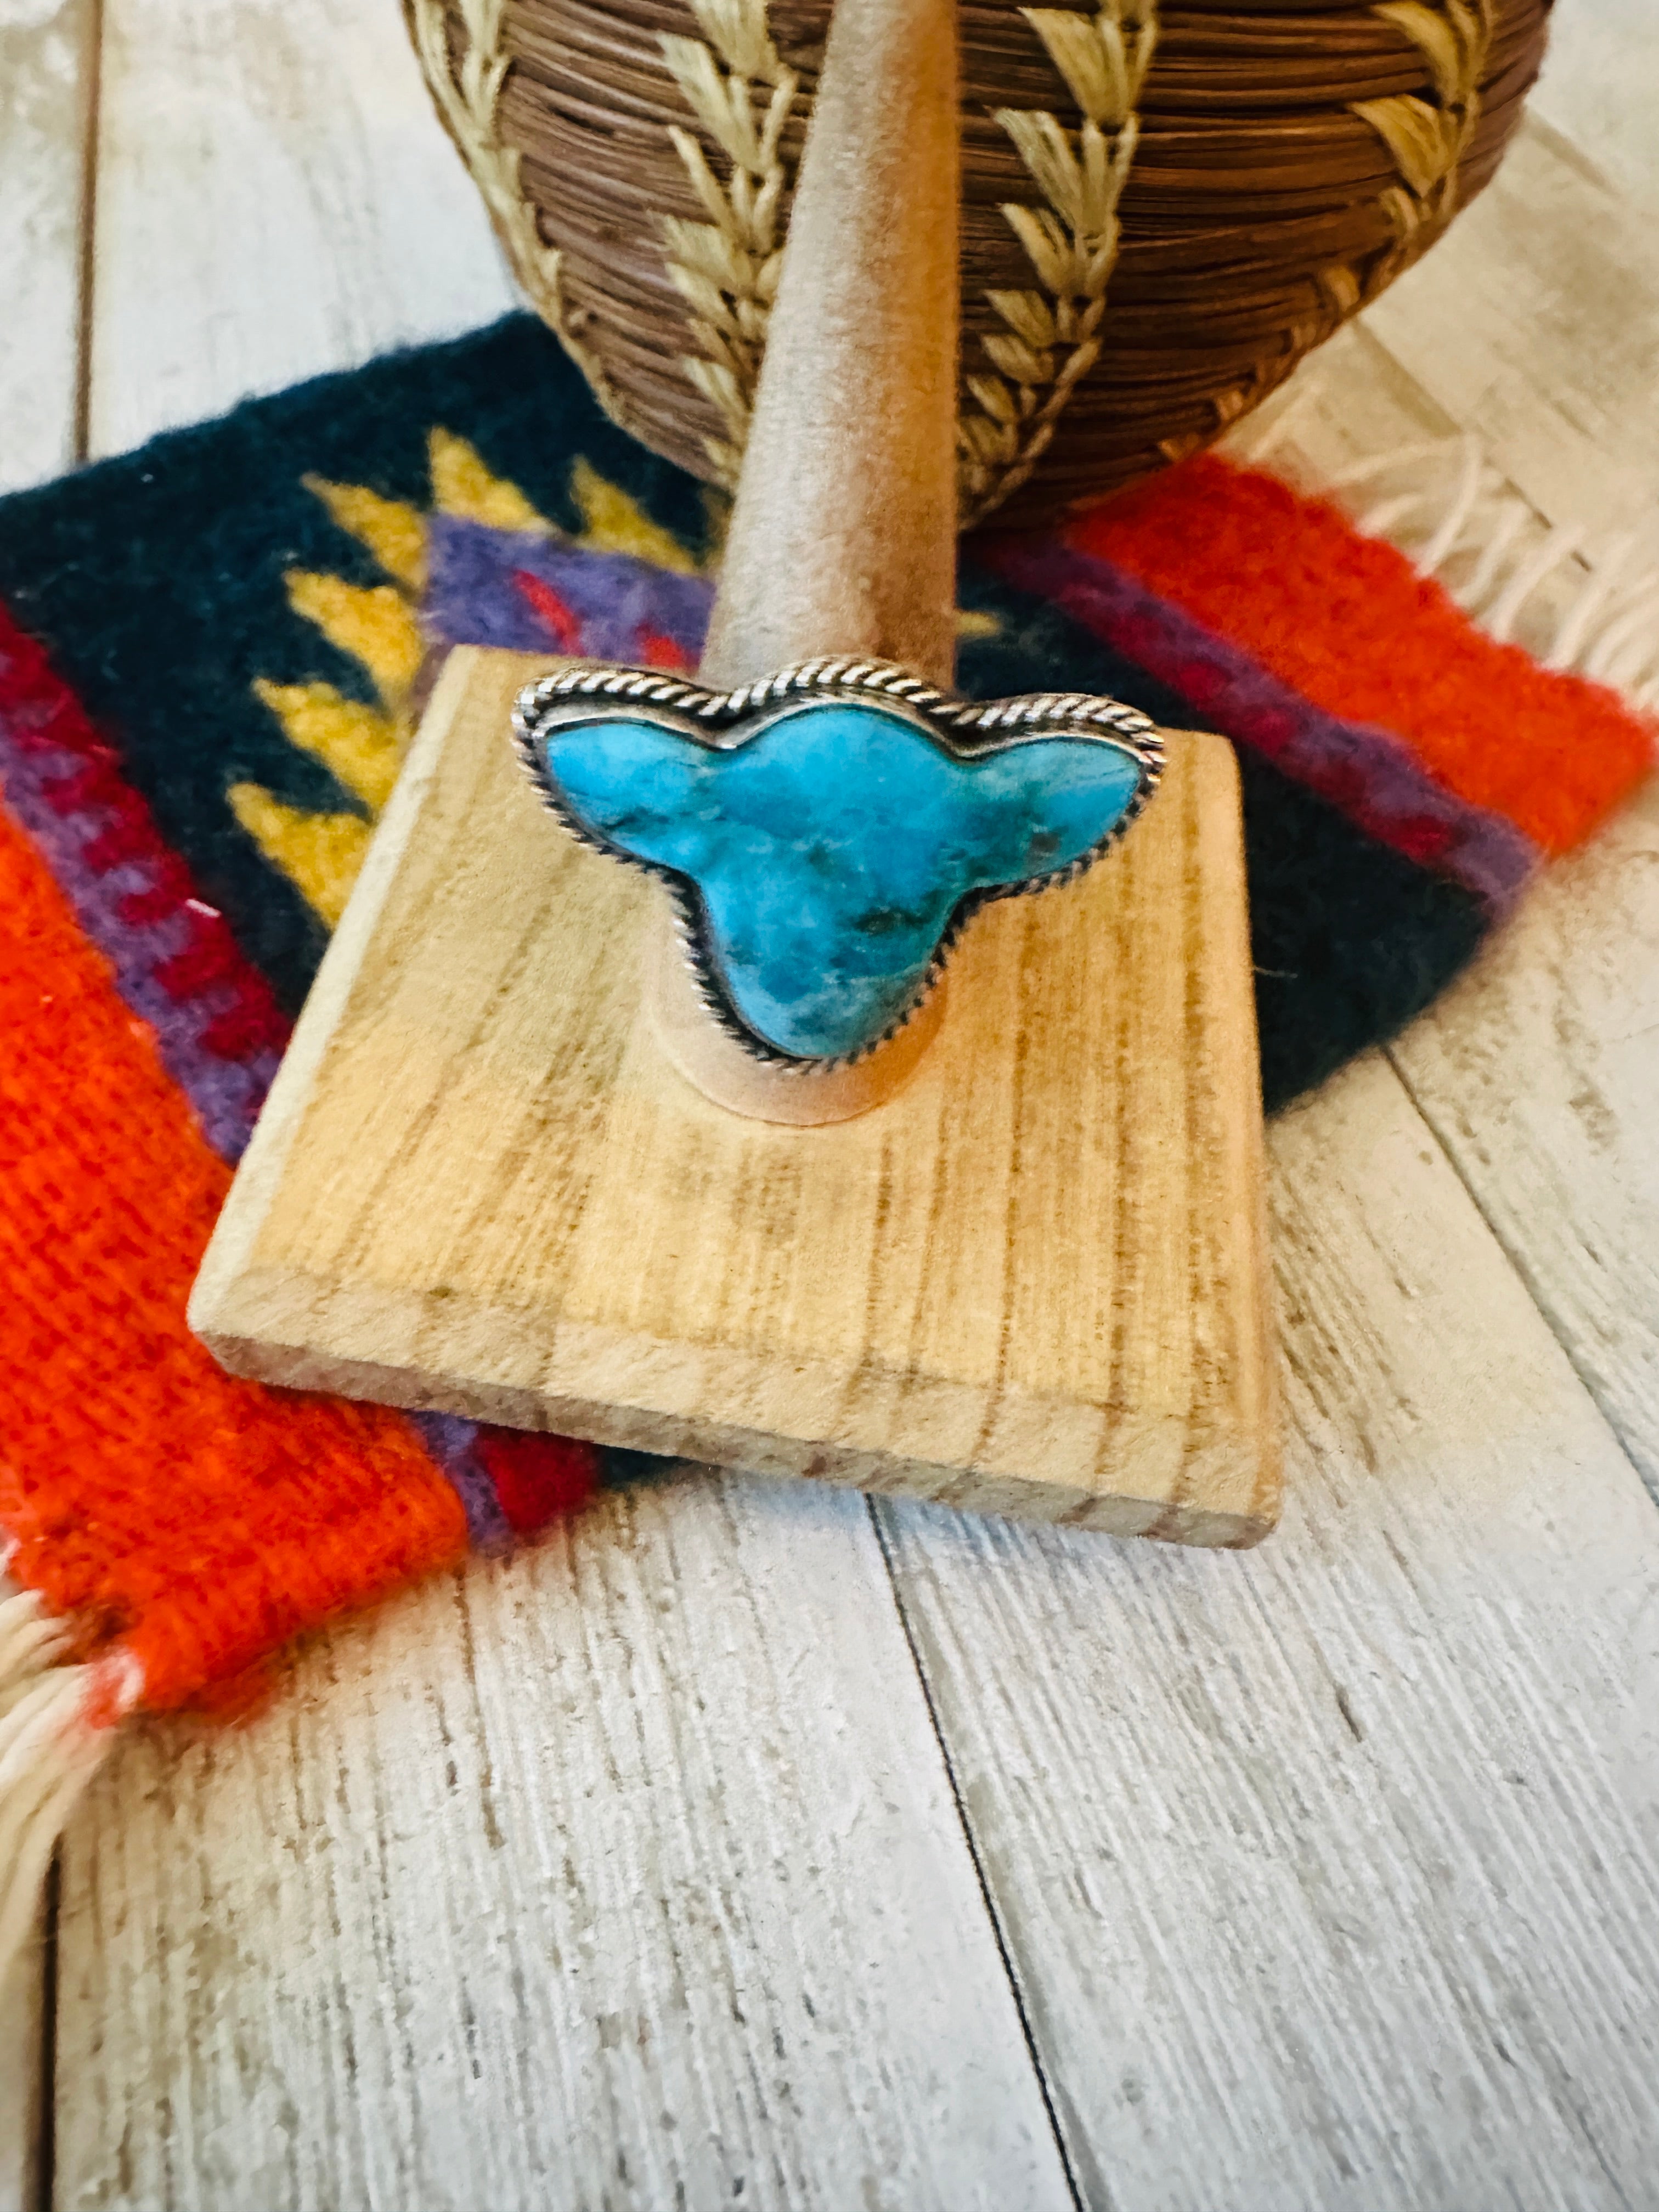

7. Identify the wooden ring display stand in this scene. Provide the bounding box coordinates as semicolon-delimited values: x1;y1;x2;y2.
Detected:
192;0;1280;1545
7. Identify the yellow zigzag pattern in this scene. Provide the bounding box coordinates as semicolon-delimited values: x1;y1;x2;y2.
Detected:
232;431;695;927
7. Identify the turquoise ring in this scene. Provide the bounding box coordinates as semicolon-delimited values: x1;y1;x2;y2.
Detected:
512;657;1163;1068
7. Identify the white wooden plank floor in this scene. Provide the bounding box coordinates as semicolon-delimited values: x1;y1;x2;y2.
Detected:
2;5;93;2205
3;3;1658;2205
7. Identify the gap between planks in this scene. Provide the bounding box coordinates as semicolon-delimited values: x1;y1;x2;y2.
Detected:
55;1486;1082;2212
70;0;103;472
19;2;1659;2203
870;1049;1659;2210
53;1050;1659;2211
1227;110;1659;1506
1383;781;1659;1505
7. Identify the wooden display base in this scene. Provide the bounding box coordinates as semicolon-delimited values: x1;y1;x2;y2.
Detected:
191;648;1281;1545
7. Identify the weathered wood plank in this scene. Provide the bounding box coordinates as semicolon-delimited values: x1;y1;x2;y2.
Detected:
1361;98;1659;1496
54;1481;1075;2212
87;0;516;458
0;1579;46;2212
1235;117;1659;558
0;0;93;493
2;1575;50;2212
0;1923;43;2212
1361;116;1659;545
871;83;1659;2209
0;2;98;2192
879;1052;1659;2211
1390;780;1659;1497
1527;0;1659;212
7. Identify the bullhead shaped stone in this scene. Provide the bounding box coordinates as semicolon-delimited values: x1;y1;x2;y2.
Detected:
513;661;1163;1065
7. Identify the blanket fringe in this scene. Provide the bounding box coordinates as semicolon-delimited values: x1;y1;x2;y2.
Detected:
1240;388;1659;714
0;1589;137;1982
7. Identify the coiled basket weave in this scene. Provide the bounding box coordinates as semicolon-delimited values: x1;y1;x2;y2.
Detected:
407;0;1550;531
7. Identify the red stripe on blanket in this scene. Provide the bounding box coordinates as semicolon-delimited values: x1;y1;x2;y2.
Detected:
1067;456;1654;856
0;799;470;1709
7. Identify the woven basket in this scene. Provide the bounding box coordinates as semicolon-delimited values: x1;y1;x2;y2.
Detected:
407;1;1549;531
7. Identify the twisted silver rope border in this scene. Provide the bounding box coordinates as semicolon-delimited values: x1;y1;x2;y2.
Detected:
511;657;1165;1071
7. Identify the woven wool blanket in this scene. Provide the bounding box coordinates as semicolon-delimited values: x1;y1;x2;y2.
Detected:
1;314;1651;1967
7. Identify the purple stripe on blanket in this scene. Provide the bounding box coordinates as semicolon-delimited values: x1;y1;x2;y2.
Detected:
0;709;281;1162
978;536;1538;914
414;1413;515;1551
426;518;714;662
1;642;528;1557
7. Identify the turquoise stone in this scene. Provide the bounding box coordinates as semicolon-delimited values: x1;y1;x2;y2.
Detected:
542;698;1144;1060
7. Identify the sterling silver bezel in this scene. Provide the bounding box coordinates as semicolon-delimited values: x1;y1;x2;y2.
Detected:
510;656;1165;1071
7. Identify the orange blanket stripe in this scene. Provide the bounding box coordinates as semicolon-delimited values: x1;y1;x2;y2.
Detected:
0;801;469;1710
1069;456;1654;857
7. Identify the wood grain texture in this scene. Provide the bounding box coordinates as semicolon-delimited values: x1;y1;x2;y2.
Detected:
1361;115;1659;545
54;1480;1074;2212
0;1591;45;2212
0;0;93;492
0;1928;43;2212
1391;776;1659;1498
88;0;516;459
880;1052;1659;2210
1233;115;1659;561
191;650;1279;1544
1527;0;1659;212
0;3;95;2185
1365;111;1659;1497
